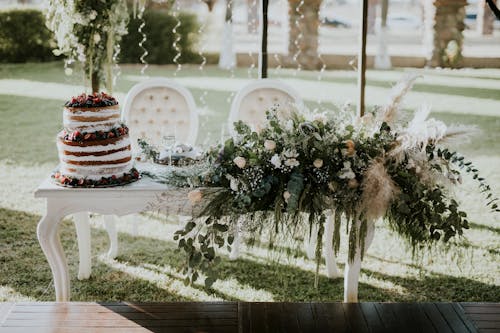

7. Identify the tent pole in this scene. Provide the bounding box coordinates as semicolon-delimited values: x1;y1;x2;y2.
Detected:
259;0;269;79
357;0;368;117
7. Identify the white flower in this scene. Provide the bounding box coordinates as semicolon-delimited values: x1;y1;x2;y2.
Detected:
230;178;239;192
233;156;246;169
283;191;291;203
264;140;276;151
284;119;294;131
283;149;299;159
64;67;73;76
313;159;323;168
270;154;282;169
338;161;355;179
89;10;97;21
93;33;101;44
313;112;327;124
285;158;300;167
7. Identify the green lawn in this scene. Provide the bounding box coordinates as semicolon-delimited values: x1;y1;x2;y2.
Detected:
0;62;498;302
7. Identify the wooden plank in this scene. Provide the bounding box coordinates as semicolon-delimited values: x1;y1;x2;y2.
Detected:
435;303;472;333
8;311;237;321
264;303;284;333
238;302;251;333
343;303;369;333
359;302;384;333
452;303;481;333
314;302;348;333
389;303;420;333
466;313;500;321
0;303;13;325
421;303;454;333
13;303;237;313
249;302;267;333
374;302;399;331
475;321;500;329
0;328;152;333
461;307;500;314
412;303;439;333
278;303;300;333
295;303;315;333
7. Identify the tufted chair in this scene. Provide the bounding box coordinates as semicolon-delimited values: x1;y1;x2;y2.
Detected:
228;80;303;135
123;78;198;152
73;79;199;280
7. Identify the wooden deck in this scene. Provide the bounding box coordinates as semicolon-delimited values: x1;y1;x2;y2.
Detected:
0;302;498;333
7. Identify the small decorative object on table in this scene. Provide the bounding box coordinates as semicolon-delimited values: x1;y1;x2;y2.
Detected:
138;139;202;167
53;92;140;188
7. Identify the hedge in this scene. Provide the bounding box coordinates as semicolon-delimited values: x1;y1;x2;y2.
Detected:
120;10;201;64
0;8;200;64
0;9;56;63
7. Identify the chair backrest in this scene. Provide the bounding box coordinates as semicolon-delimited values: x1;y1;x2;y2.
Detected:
228;79;303;134
122;78;198;153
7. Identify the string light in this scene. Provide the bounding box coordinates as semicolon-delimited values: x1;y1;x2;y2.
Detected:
316;3;326;110
172;0;182;76
226;0;236;105
138;3;148;75
197;0;208;109
292;0;304;76
112;43;122;90
247;0;258;79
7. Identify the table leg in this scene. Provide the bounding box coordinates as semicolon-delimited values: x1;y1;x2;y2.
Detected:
73;212;92;280
103;215;118;259
36;201;70;301
324;211;341;279
344;219;375;303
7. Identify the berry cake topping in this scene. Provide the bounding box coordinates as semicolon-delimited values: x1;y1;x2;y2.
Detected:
65;92;118;108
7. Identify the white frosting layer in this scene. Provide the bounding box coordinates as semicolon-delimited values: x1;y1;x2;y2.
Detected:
60;150;131;162
59;160;134;180
63;106;121;132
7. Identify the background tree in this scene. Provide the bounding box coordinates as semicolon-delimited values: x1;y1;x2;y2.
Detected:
287;0;322;70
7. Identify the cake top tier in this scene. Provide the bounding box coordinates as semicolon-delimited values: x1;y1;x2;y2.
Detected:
65;92;118;108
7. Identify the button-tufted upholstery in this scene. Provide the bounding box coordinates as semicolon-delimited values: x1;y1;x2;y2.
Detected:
229;80;303;134
122;79;198;155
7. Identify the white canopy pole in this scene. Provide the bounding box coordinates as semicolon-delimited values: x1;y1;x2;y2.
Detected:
357;0;369;117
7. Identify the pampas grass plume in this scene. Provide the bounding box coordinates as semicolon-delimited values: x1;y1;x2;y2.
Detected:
361;160;400;220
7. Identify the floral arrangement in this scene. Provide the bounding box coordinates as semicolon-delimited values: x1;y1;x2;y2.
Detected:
45;0;129;93
146;76;498;288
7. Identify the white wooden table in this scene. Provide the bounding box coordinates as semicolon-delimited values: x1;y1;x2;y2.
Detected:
34;175;192;301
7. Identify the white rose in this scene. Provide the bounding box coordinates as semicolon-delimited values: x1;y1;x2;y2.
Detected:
283;191;291;203
187;189;203;204
230;177;239;192
64;68;73;76
284;158;300;167
264;140;276;151
233;156;246;169
270;154;281;169
93;33;101;44
313;159;323;168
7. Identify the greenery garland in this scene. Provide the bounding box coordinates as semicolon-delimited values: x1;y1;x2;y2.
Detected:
143;77;498;288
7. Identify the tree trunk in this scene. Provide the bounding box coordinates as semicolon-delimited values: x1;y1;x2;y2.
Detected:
287;0;322;70
422;0;467;68
477;0;496;35
91;72;99;93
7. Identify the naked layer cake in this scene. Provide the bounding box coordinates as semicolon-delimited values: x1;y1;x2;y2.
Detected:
53;92;139;187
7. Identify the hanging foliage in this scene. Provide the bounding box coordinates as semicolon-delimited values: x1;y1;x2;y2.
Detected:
142;76;498;288
45;0;129;93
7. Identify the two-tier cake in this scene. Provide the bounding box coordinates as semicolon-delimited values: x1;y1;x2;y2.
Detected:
53;92;139;187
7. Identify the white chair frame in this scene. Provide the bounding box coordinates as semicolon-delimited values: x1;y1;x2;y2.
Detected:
228;79;304;136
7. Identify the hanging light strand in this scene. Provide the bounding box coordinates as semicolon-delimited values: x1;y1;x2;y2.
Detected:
172;0;182;76
226;0;236;105
112;43;122;90
197;0;208;108
137;3;149;75
247;0;258;78
316;5;326;109
272;0;286;77
292;0;304;76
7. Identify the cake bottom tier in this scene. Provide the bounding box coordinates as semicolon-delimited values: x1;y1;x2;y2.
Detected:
52;166;140;187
